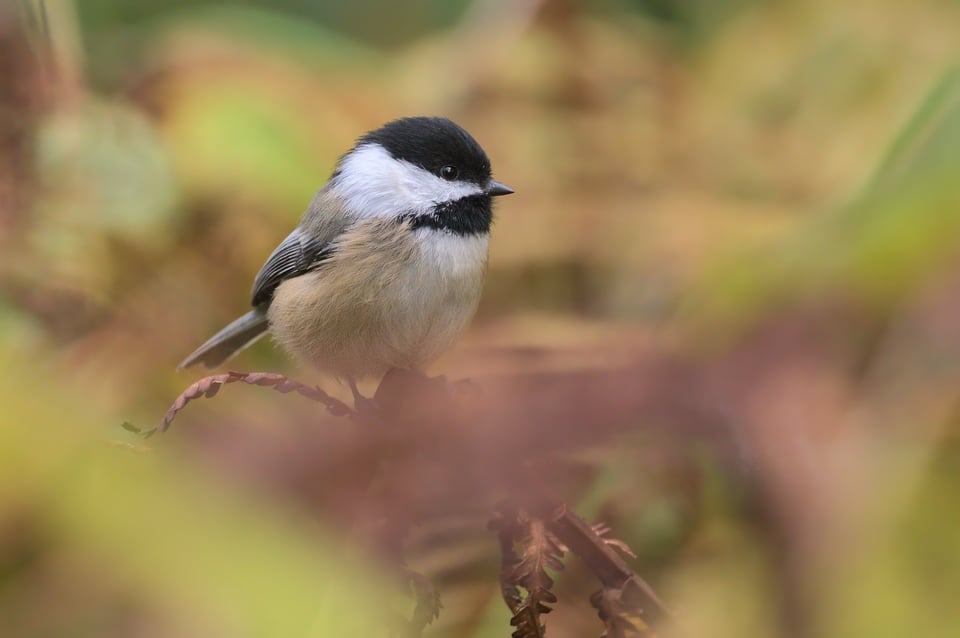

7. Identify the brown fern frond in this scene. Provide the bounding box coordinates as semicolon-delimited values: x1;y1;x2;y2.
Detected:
591;522;638;559
401;568;442;638
507;514;566;638
545;506;669;623
490;506;525;614
510;602;551;638
591;522;612;536
591;585;655;638
143;371;353;437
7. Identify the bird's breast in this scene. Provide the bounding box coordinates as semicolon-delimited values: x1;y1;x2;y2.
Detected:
268;222;489;378
406;227;489;287
388;228;489;338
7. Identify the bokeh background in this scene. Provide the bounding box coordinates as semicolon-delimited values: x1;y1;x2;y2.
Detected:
2;0;960;636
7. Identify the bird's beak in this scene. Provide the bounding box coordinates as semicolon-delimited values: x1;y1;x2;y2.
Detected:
485;181;515;197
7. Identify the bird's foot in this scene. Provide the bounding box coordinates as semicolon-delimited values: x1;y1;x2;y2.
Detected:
373;368;476;412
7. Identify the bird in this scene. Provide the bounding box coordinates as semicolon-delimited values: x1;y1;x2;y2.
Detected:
178;116;513;407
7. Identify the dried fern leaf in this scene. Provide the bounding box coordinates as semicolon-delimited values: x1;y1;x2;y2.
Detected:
592;522;638;559
490;508;525;614
144;371;353;437
507;515;566;638
401;568;442;638
591;585;656;638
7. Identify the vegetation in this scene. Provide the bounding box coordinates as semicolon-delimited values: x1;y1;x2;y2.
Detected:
2;0;959;636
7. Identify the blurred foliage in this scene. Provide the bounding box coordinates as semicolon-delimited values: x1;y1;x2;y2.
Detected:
2;0;960;636
693;65;960;330
0;345;388;637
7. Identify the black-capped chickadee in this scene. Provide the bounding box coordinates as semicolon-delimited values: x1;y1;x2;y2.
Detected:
179;116;513;403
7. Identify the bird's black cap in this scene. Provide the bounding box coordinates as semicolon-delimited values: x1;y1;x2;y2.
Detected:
358;116;493;187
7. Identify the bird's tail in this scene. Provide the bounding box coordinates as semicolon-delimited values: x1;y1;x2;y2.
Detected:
178;308;269;370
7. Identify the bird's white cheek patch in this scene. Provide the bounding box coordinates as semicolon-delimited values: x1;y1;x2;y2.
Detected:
332;144;484;217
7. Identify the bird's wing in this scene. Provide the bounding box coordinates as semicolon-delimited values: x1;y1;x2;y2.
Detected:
249;190;357;307
250;228;335;306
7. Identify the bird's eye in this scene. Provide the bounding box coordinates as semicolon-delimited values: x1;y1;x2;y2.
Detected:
440;165;459;181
